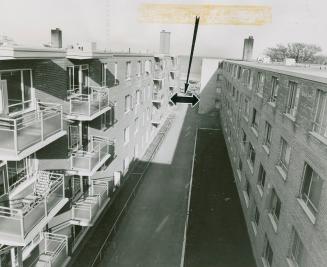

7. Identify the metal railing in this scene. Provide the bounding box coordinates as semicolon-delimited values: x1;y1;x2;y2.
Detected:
153;70;164;80
0;173;65;244
0;102;64;156
151;113;163;124
32;232;68;267
152;92;164;102
72;196;100;224
71;136;114;174
69;86;110;118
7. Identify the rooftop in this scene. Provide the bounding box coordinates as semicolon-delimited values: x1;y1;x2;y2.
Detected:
226;60;327;84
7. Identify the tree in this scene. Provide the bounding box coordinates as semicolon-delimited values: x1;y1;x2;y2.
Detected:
264;43;322;63
265;44;287;62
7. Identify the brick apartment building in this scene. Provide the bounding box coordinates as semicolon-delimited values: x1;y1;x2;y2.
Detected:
219;58;327;267
0;30;179;266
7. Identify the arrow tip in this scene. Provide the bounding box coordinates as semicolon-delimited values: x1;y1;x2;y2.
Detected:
184;83;189;94
170;93;178;105
191;94;200;108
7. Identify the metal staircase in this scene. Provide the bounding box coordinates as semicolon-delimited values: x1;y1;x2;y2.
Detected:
33;171;51;197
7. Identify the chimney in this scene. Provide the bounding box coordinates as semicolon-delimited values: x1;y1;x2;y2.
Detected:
51;28;62;48
159;30;171;54
242;36;254;61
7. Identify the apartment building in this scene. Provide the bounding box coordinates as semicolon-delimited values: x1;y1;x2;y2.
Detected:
0;34;179;266
219;60;327;267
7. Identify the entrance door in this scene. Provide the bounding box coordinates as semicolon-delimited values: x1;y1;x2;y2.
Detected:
0;80;8;115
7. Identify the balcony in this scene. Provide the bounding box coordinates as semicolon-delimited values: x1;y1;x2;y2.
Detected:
67;86;110;121
30;232;69;267
0;172;67;246
152;92;164;104
0;102;66;161
153;70;164;80
71;179;110;226
70;136;114;176
151;112;163;125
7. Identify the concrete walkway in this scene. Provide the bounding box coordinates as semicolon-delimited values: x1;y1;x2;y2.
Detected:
184;128;256;267
98;105;221;267
92;105;255;267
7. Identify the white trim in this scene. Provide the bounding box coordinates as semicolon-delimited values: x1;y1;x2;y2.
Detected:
180;128;198;267
268;213;278;233
297;198;316;224
275;165;287;181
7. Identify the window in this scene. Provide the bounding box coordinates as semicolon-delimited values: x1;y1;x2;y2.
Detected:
237;66;242;79
124;127;130;144
136;90;141;106
134;117;139;133
238;158;243;172
262;236;273;267
264;122;272;149
126;61;131;80
100;63;107;87
114;62;118;84
270;188;281;223
124;95;132;113
145;60;151;74
257;164;266;192
313;89;327;139
247;143;256;170
244;98;250;118
137;61;141;77
101;110;113;130
217;74;223;81
299;163;323;218
123;156;129;172
288;228;304;267
248;70;253;89
269;76;279;103
279;138;291;173
251;108;259;131
256;72;265;95
232;86;236;98
286;81;300;118
254;206;260;227
243;177;251;207
241;129;247;147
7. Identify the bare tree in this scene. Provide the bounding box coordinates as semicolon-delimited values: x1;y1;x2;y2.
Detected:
265;43;322;63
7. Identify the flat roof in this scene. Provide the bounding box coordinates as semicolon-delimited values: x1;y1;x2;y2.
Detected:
226;60;327;84
0;46;66;60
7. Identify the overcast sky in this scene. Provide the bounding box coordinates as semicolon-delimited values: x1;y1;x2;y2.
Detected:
0;0;325;59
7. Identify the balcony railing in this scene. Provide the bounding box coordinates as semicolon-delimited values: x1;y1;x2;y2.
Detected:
152;92;164;103
0;172;67;246
153;70;164;80
68;86;110;121
71;180;110;226
151;113;163;124
0;102;65;160
30;232;68;267
71;136;114;176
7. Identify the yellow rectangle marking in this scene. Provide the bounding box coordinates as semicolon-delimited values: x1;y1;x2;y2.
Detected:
139;3;272;26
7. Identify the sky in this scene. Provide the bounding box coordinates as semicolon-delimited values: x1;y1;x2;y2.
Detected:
0;0;326;59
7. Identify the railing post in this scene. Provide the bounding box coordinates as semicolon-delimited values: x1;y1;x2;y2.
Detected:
14;120;18;153
60;105;63;130
20;211;24;241
88;95;91;116
40;110;44;141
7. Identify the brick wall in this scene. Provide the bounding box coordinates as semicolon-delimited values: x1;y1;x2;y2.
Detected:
220;60;327;267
